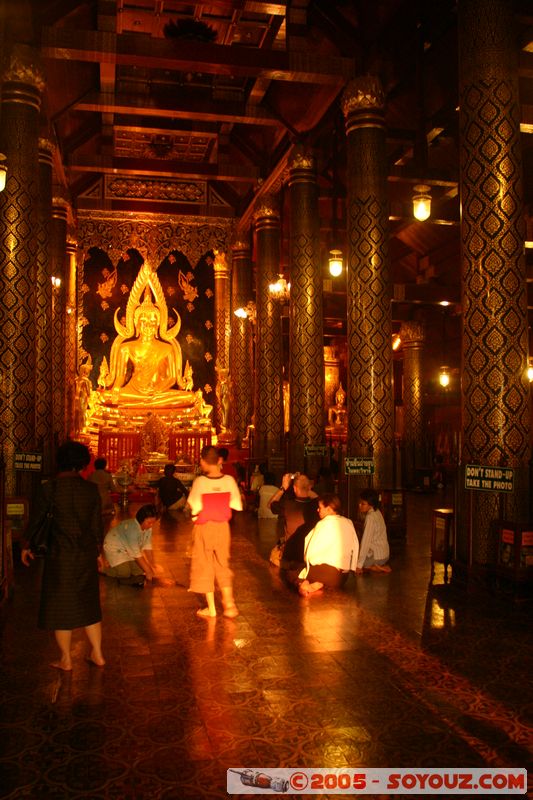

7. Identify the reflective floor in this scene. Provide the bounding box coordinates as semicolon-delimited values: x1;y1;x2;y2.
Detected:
1;493;532;799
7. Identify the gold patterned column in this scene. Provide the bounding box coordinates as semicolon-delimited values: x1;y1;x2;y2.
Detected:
230;237;254;445
400;321;425;487
35;138;54;474
65;236;78;437
51;198;68;446
288;144;325;472
0;44;43;492
342;76;394;489
213;249;235;443
253;195;284;460
458;0;530;569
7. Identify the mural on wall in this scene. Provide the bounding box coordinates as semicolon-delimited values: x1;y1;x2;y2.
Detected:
80;247;216;404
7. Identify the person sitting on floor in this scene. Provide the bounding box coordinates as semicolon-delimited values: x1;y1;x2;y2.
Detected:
298;493;359;596
269;473;319;572
356;488;391;574
258;472;279;519
102;504;163;586
156;463;189;513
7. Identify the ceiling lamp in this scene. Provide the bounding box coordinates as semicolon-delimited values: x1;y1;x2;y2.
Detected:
268;274;290;302
413;184;431;221
439;366;450;388
0;154;7;192
527;361;533;383
328;249;343;278
392;333;401;351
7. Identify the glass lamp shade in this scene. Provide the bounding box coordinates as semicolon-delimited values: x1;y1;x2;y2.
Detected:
413;184;431;221
439;366;450;388
328;249;343;277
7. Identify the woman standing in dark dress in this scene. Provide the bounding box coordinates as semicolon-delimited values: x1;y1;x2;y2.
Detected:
21;441;105;671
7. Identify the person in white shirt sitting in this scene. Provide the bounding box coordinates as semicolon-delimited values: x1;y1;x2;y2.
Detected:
298;494;359;596
356;489;391;574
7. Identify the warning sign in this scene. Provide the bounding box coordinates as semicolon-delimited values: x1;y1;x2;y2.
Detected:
465;465;514;492
14;452;43;472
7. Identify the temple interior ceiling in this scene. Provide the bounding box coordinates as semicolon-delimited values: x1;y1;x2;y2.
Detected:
12;0;533;340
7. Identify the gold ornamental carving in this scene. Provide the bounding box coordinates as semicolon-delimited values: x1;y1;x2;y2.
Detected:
213;249;231;279
77;210;234;274
288;145;315;172
342;76;385;117
253;194;279;224
3;44;45;92
400;321;425;346
105;175;206;203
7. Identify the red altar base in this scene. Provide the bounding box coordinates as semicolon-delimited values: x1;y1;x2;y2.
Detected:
95;429;213;471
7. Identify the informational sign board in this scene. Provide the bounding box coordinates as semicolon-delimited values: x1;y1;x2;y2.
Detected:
14;452;43;472
465;465;514;492
304;444;327;457
344;456;374;476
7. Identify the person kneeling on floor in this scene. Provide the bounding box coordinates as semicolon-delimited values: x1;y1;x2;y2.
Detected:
356;489;391;574
102;504;163;586
298;494;359;596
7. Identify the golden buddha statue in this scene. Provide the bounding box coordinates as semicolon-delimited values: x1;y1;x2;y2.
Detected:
99;263;198;410
328;383;348;428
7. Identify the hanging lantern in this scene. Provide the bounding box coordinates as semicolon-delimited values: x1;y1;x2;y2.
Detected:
413;184;431;221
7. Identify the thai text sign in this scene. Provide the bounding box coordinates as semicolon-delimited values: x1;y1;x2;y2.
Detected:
465;465;514;492
304;444;327;457
344;457;374;476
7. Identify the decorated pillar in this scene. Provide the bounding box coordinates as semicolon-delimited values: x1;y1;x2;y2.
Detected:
400;321;425;487
35;138;54;474
230;237;254;446
213;249;235;444
253;195;284;460
50;198;68;446
458;0;530;571
342;76;394;489
65;236;78;438
288;145;325;473
0;44;43;492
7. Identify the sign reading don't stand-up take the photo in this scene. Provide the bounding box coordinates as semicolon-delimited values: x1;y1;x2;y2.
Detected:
465;465;514;493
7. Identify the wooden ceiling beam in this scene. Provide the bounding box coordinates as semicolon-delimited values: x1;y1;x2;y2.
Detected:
74;91;281;125
41;26;355;84
67;154;259;181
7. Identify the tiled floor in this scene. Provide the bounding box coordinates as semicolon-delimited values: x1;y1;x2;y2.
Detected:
0;493;532;799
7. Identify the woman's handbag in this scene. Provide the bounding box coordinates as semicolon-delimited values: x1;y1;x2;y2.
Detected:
30;482;55;557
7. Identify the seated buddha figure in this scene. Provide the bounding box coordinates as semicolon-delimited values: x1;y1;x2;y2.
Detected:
328;383;348;429
101;286;195;410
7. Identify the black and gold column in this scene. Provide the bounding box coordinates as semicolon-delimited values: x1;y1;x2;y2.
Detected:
35;138;54;474
0;44;43;492
288;145;325;472
400;321;425;487
458;0;530;569
65;236;78;437
213;249;235;444
50;198;68;446
230;237;254;446
342;76;394;489
253;195;284;461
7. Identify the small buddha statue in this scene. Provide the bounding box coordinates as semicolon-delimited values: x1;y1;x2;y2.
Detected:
74;357;93;434
328;383;348;428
